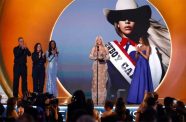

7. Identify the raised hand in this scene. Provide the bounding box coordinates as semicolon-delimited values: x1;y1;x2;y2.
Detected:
136;46;140;52
42;53;45;57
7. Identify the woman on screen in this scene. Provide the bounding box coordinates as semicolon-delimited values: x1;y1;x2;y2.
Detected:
89;36;109;105
103;0;170;102
127;37;154;104
46;40;59;97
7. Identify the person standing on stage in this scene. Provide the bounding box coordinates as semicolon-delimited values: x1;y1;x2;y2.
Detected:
127;37;153;104
89;36;110;105
31;43;46;93
13;37;31;97
46;40;58;97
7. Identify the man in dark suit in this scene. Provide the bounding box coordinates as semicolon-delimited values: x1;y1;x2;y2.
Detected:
13;37;31;97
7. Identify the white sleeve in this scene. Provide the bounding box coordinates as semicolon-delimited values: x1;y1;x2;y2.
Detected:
46;51;54;62
149;46;162;90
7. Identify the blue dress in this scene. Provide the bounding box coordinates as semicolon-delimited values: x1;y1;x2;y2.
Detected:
127;50;154;104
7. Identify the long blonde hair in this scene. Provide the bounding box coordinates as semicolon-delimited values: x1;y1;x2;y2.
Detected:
148;19;171;69
94;36;107;54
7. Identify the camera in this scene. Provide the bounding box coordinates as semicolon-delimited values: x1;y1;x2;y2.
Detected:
50;98;59;106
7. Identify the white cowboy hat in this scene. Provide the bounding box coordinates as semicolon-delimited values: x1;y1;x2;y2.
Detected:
104;0;151;25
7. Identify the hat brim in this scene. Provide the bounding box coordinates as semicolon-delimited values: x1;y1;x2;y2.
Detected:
104;5;151;25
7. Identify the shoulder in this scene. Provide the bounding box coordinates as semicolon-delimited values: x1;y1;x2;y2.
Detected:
91;47;96;52
146;45;151;49
32;52;36;55
145;45;151;51
93;109;99;114
46;51;49;55
14;46;19;50
104;46;109;50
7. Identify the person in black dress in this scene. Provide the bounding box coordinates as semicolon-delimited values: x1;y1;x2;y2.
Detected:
32;43;46;93
13;37;31;97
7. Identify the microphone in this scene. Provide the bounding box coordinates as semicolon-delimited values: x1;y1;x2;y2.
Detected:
97;45;99;51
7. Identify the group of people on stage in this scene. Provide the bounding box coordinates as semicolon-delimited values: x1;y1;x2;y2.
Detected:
89;0;160;105
12;0;170;106
13;37;58;97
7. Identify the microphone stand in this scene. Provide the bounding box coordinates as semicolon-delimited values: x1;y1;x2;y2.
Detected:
96;45;99;105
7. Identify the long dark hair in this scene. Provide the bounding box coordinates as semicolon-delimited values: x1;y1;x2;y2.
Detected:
86;99;94;116
71;90;86;106
34;43;43;53
48;40;58;57
6;97;17;117
140;35;150;46
115;97;126;120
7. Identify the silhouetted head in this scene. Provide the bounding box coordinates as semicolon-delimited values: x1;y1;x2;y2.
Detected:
71;90;86;105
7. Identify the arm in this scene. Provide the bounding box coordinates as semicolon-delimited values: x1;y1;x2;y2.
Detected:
135;104;142;122
13;47;23;58
94;109;100;122
21;44;31;56
139;46;151;60
45;107;50;121
89;47;97;60
54;107;58;121
104;47;110;60
135;52;139;59
32;52;39;64
135;46;140;59
26;48;31;56
42;53;47;63
46;51;55;62
12;110;19;119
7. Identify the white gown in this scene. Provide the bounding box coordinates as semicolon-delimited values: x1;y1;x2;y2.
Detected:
46;51;58;97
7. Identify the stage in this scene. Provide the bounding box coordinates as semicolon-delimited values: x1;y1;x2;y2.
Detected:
0;2;186;122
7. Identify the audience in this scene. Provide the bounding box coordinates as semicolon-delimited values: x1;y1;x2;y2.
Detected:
45;98;63;122
101;100;114;118
101;97;129;122
17;101;24;117
176;100;186;122
125;109;133;122
16;114;35;122
135;92;154;122
0;95;5;121
156;102;171;122
6;97;18;122
66;90;87;122
76;115;96;122
164;97;179;122
114;97;126;121
153;92;159;104
0;90;185;122
86;99;100;122
139;96;157;122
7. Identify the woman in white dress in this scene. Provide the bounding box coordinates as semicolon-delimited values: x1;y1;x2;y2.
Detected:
46;40;59;97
